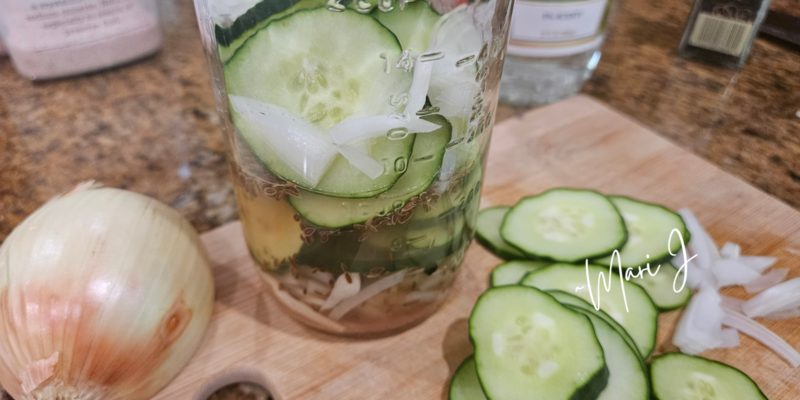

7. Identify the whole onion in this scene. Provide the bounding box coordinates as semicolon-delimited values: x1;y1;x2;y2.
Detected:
0;187;215;399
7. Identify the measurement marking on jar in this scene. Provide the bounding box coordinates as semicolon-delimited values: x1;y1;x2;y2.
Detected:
419;51;445;63
416;106;440;116
327;0;346;11
378;0;394;12
456;54;477;67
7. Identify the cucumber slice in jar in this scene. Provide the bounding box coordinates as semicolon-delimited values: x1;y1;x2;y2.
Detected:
412;164;482;223
449;356;488;400
288;115;452;228
501;189;627;263
566;307;650;400
476;206;526;261
490;260;549;287
470;286;609;400
546;290;643;363
521;263;658;358
224;8;416;198
629;261;691;311
594;196;691;268
650;353;768;400
373;1;441;52
215;0;326;63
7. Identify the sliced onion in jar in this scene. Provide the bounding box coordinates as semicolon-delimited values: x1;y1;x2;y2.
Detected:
328;270;407;321
320;272;361;312
328;114;441;144
742;278;800;318
261;272;345;333
744;268;789;294
228;95;337;186
334;144;385;179
403;290;443;304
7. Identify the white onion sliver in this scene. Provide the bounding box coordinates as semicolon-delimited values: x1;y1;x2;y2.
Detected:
738;256;778;273
320;273;361;312
262;271;345;332
672;286;724;355
329;115;441;144
228;96;337;186
405;59;433;115
678;209;719;264
711;259;762;287
742;277;800;318
403;290;442;304
335;144;385;179
721;307;800;367
719;328;741;348
744;268;789;294
764;308;800;320
719;242;741;259
328;270;407;321
720;294;745;313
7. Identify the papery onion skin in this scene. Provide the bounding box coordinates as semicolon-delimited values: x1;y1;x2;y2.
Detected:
0;188;215;400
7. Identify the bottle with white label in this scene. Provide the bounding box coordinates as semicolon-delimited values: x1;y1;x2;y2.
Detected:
499;0;612;105
0;0;162;80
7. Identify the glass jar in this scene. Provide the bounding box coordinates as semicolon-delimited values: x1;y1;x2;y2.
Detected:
193;0;513;336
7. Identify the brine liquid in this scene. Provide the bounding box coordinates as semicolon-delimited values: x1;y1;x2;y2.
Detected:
232;156;483;335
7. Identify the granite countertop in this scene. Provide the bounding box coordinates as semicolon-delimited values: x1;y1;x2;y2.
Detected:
0;0;798;397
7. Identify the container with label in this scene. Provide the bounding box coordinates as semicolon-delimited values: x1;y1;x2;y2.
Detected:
0;0;163;80
677;0;771;69
499;0;613;105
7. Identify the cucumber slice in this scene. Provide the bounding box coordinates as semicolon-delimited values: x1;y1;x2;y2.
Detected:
288;115;452;228
470;286;608;400
450;356;488;400
546;290;643;363
373;1;441;52
501;189;627;263
413;164;482;223
216;0;326;63
566;306;649;400
475;206;526;260
628;261;691;311
225;8;415;197
651;353;768;400
521;263;658;358
594;196;691;268
490;260;549;287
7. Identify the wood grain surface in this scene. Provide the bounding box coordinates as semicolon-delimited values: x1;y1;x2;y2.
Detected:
155;95;800;400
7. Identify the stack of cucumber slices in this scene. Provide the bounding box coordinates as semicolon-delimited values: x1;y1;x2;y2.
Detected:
217;0;492;234
454;188;769;399
477;188;693;311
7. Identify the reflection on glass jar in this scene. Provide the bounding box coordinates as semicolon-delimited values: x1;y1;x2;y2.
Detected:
194;0;513;336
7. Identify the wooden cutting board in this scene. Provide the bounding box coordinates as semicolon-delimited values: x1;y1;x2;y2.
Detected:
154;95;800;400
